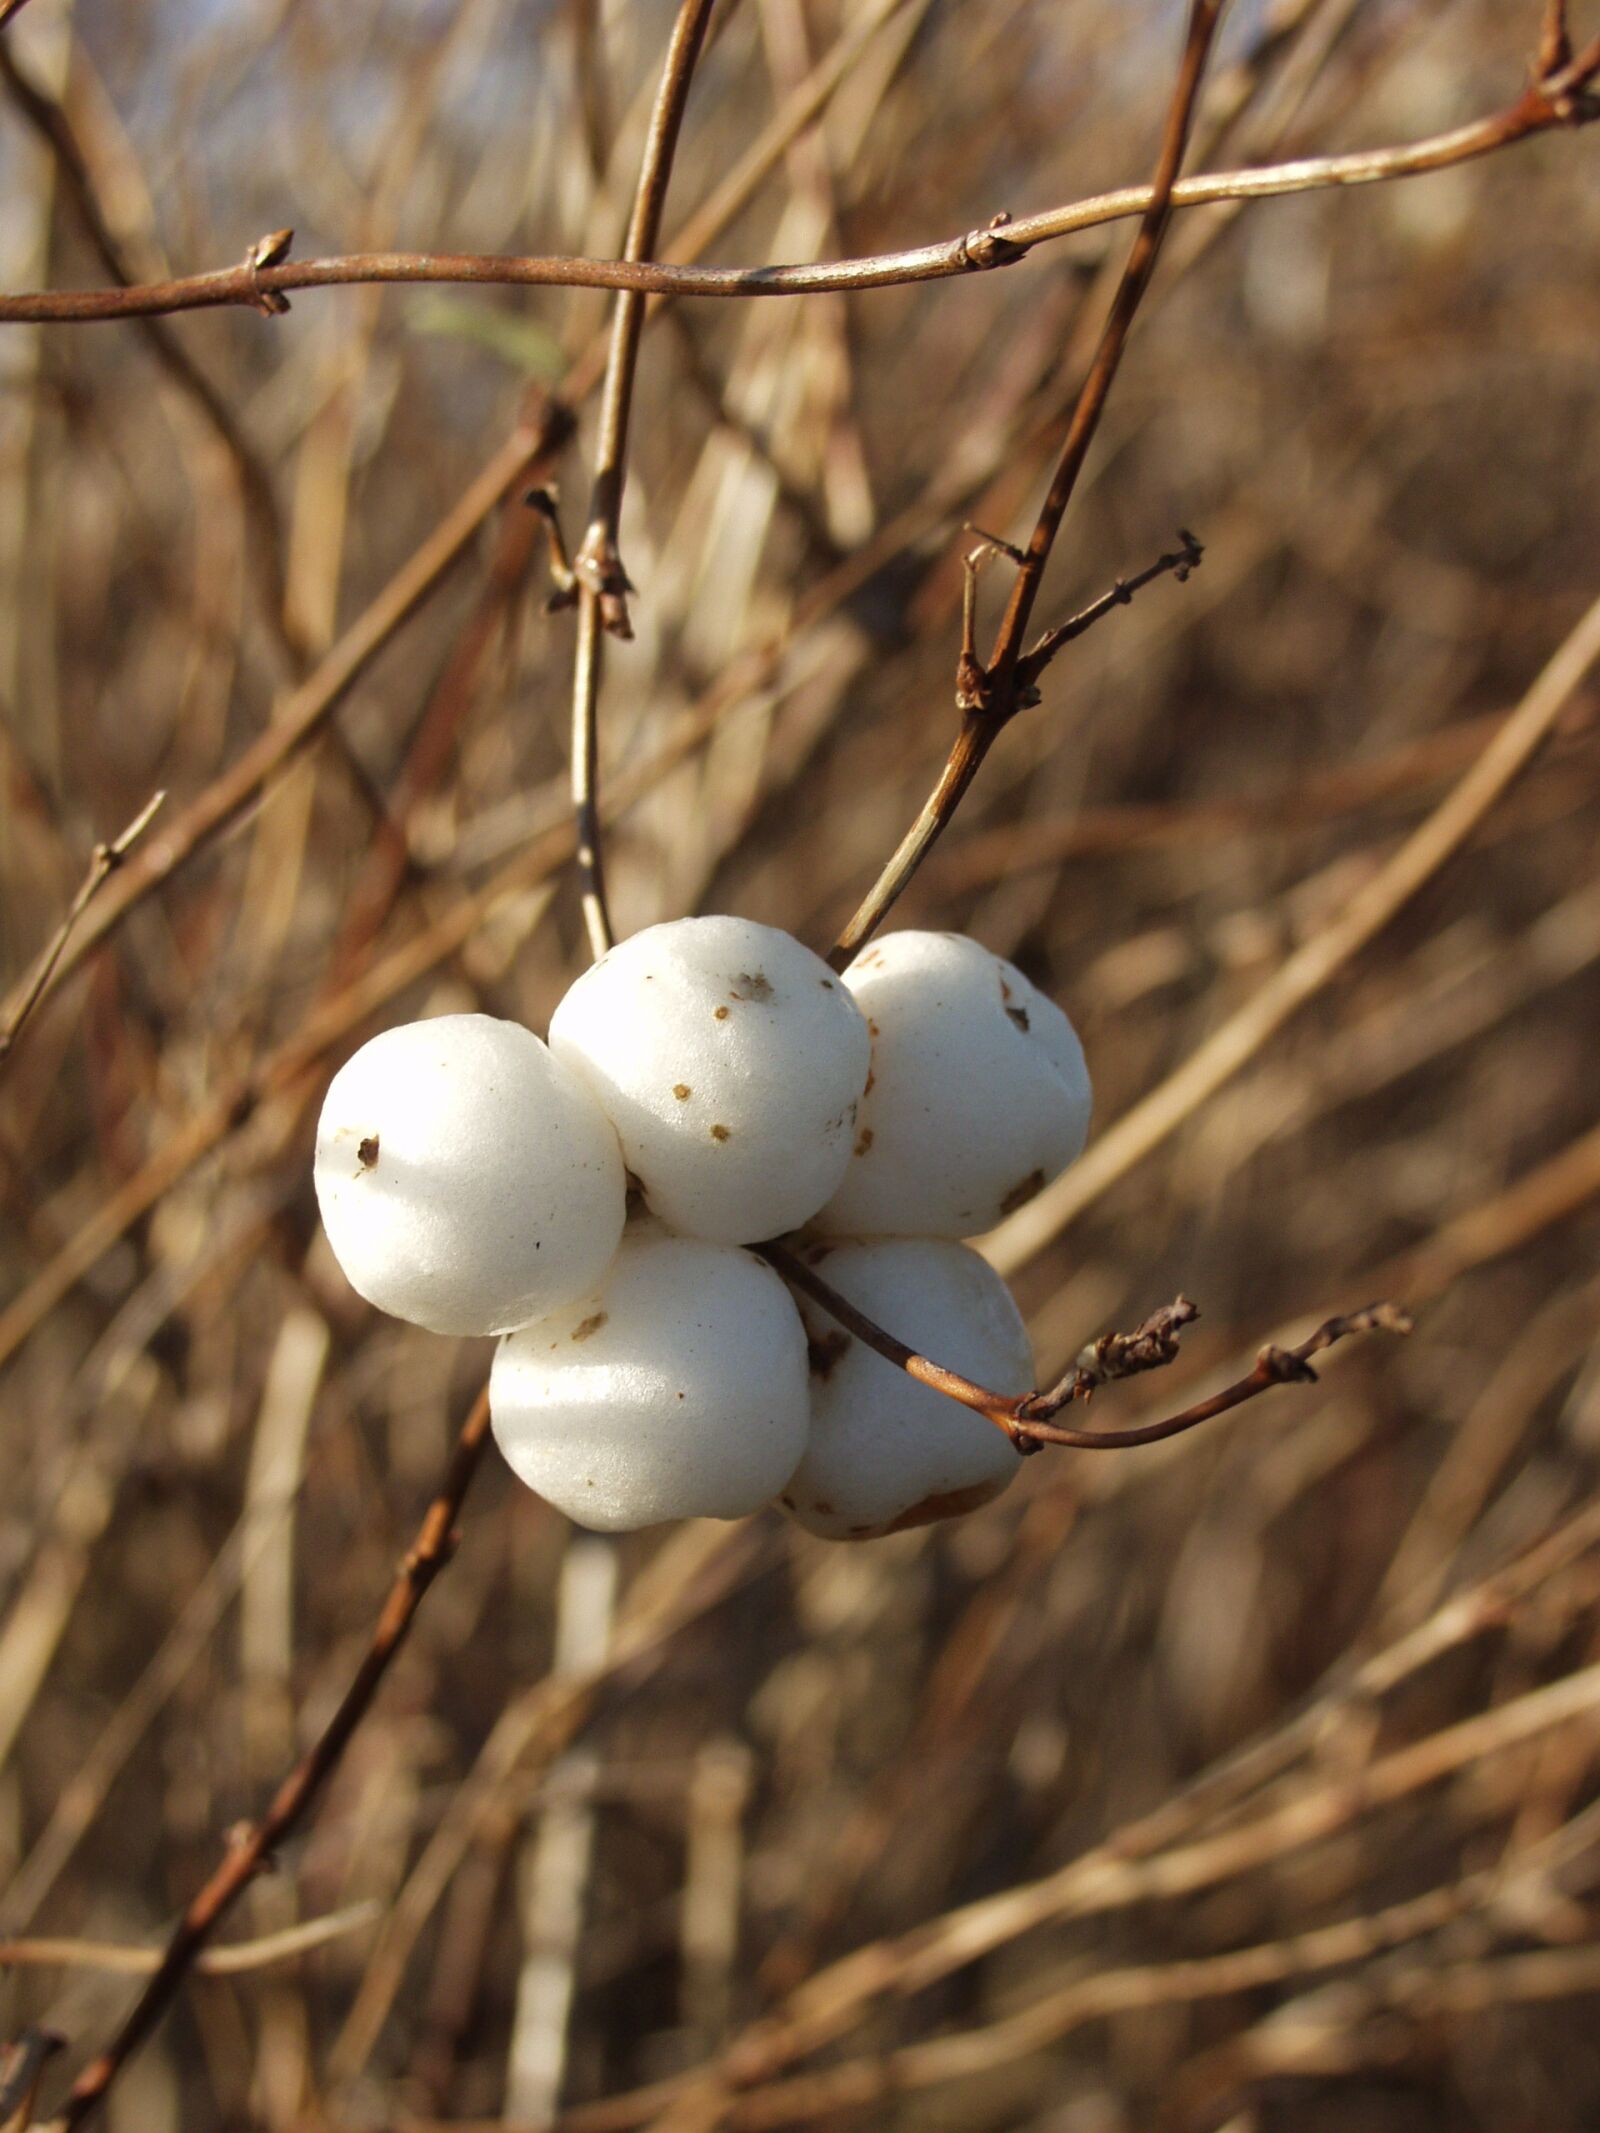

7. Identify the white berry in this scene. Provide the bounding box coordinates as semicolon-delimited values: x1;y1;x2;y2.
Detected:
781;1237;1032;1540
313;1014;625;1337
548;916;870;1245
490;1227;811;1531
814;931;1091;1239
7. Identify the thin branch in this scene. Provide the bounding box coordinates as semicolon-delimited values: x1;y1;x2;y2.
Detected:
827;0;1225;965
986;5;1222;693
1014;527;1203;697
0;1903;380;1979
571;0;718;962
58;1387;494;2130
760;1244;1409;1454
0;792;164;1071
2;54;1596;328
1016;1302;1412;1450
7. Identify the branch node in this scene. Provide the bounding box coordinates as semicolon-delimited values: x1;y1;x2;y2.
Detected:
575;525;636;640
1258;1344;1319;1386
243;227;293;316
958;211;1025;272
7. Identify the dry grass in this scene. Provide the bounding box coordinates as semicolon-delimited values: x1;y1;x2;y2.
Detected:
2;2;1599;2128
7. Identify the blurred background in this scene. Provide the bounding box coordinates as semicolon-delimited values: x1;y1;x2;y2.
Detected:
2;0;1599;2127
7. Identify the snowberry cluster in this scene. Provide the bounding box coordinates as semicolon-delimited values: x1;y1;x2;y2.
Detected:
314;918;1092;1540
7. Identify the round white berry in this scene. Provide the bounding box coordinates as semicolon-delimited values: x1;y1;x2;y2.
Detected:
313;1014;625;1337
490;1227;811;1531
814;931;1091;1239
548;916;870;1245
780;1237;1032;1540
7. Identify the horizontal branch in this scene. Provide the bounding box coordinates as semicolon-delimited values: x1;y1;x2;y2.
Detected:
761;1244;1410;1454
3;54;1596;327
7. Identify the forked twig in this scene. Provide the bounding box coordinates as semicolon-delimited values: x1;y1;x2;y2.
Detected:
829;0;1226;967
1015;528;1203;699
56;1387;494;2128
761;1243;1411;1455
570;0;718;961
0;793;165;1072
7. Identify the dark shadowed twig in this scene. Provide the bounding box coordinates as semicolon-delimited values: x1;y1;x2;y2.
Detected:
571;0;718;961
56;1386;493;2129
760;1243;1410;1454
0;792;164;1072
0;2032;62;2133
827;0;1226;967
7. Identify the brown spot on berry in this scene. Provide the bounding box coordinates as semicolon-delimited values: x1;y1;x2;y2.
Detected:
854;1128;874;1157
864;1069;875;1096
867;1019;880;1038
1005;1004;1031;1033
571;1312;609;1342
713;1005;731;1021
730;971;773;1002
1000;1168;1046;1215
673;1083;692;1100
710;1123;731;1142
357;1134;380;1170
1000;976;1013;1001
819;978;834;989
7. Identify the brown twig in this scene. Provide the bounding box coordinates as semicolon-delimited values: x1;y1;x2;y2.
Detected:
4;53;1597;326
761;1244;1409;1454
0;792;164;1072
1014;528;1203;696
827;0;1225;966
56;1386;493;2129
570;0;718;961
